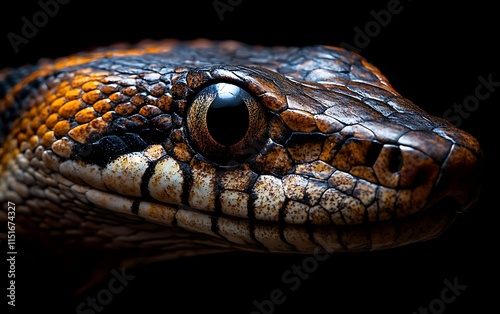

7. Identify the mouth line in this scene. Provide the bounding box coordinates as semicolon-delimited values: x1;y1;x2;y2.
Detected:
84;186;461;253
146;194;459;252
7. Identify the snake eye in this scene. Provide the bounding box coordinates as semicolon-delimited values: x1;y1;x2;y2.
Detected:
187;82;268;166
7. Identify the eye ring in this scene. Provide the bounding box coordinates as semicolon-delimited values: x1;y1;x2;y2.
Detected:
186;82;268;166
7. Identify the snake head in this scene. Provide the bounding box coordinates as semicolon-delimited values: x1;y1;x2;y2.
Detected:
0;41;482;254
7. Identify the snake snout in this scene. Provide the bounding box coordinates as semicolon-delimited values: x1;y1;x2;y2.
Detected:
328;121;482;218
394;126;482;214
428;140;482;213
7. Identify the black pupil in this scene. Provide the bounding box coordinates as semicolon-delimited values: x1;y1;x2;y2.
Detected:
206;83;250;146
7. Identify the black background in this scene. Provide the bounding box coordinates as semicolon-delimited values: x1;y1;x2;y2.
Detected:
1;0;496;313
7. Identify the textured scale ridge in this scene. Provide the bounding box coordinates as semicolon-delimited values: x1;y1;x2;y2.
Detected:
0;39;482;258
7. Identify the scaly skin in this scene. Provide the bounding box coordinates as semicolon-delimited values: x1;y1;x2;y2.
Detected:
0;39;482;258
